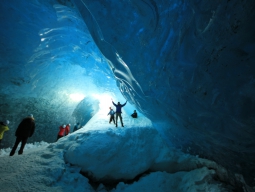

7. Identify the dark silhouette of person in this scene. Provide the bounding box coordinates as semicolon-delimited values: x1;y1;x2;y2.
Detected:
10;114;35;156
131;110;138;118
112;100;127;127
73;122;80;132
107;107;115;124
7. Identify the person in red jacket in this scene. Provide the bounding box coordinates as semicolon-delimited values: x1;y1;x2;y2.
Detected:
65;124;71;136
56;124;66;141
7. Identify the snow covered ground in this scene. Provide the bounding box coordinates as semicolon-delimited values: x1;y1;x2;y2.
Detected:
0;111;253;191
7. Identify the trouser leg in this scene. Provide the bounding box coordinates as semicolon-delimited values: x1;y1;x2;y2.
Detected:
10;137;22;156
113;115;115;124
109;116;114;123
116;113;120;127
120;115;124;127
110;115;115;124
18;137;28;155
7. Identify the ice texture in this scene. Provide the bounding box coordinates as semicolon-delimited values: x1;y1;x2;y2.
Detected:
0;0;254;185
72;0;255;184
0;0;121;146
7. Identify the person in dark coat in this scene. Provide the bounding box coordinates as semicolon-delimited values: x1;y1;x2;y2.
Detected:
9;114;35;156
131;110;138;118
112;99;127;127
73;122;80;132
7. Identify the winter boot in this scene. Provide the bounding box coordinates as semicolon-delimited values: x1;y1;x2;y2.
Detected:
9;150;15;156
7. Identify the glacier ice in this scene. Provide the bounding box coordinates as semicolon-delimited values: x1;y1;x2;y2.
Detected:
0;0;254;186
72;0;255;185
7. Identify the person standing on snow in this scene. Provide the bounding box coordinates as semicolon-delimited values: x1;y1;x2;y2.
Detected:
112;99;127;127
73;122;80;132
107;107;115;124
56;124;66;141
0;120;10;147
65;123;71;136
10;114;35;156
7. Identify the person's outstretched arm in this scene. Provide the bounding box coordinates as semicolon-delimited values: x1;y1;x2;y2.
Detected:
122;101;127;107
112;101;116;106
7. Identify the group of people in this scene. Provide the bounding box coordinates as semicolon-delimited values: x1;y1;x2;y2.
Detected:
108;100;137;127
56;123;71;141
0;99;137;155
0;113;81;155
56;122;81;141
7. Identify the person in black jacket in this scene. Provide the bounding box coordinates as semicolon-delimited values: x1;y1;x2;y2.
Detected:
112;100;127;127
131;110;138;118
10;114;35;156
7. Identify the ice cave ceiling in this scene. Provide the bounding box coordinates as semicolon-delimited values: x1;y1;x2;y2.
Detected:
0;0;254;185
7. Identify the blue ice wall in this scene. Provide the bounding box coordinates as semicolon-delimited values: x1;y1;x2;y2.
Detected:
72;0;255;184
0;0;254;185
0;0;121;145
72;96;100;126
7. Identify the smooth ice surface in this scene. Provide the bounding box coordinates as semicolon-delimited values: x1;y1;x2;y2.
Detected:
1;112;248;192
72;0;255;184
0;0;255;187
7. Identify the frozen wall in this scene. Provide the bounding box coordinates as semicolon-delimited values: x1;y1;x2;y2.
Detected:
0;0;254;185
0;0;121;146
72;0;255;184
72;96;100;126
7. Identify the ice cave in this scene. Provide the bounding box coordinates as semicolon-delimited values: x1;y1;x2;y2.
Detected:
0;0;254;191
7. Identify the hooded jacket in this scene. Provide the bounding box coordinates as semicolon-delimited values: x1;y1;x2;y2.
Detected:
15;117;35;138
0;122;9;139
